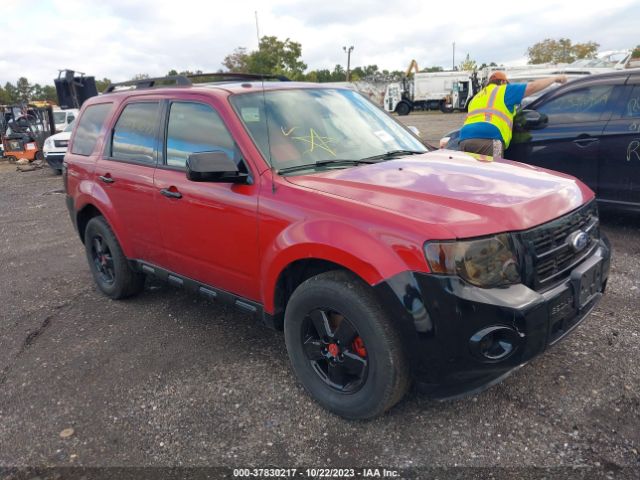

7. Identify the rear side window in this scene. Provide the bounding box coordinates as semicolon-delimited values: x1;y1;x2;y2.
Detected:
165;102;235;167
537;85;615;123
111;102;160;164
70;103;112;156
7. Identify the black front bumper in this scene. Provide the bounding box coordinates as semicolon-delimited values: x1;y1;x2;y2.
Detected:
45;153;64;170
374;236;611;399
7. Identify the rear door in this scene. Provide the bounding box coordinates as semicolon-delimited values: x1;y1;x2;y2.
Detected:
153;98;260;301
597;77;640;206
94;100;164;264
507;78;622;193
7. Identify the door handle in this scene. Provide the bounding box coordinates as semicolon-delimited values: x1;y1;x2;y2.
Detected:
98;174;114;183
572;137;599;148
160;188;183;199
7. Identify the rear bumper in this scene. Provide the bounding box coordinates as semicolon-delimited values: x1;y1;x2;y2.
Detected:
374;236;611;399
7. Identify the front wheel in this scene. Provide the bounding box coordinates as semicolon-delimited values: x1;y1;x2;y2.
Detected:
284;271;409;419
395;101;411;116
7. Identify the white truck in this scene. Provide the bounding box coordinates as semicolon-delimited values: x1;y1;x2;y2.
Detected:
384;70;479;115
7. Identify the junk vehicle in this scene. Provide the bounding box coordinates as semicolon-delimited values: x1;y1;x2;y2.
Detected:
53;108;78;133
440;70;640;211
384;69;481;115
64;73;610;419
1;104;55;163
43;119;75;174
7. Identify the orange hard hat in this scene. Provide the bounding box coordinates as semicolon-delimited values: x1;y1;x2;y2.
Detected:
489;71;509;83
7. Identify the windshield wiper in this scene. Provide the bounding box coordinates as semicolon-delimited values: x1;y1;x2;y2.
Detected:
277;159;376;175
360;150;426;162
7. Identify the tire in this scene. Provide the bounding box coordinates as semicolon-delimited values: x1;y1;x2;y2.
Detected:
284;270;409;419
84;216;145;299
35;151;44;161
52;168;62;176
395;101;411;116
440;102;453;113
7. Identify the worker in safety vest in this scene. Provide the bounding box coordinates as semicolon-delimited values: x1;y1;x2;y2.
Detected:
460;71;567;157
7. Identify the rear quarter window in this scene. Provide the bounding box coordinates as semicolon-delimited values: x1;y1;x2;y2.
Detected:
70;103;113;156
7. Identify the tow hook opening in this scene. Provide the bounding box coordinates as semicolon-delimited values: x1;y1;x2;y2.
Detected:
469;326;522;362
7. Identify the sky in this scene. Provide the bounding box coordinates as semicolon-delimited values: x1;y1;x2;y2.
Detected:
0;0;638;86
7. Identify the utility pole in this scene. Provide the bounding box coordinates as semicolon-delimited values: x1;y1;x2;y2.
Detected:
343;45;354;81
452;41;456;70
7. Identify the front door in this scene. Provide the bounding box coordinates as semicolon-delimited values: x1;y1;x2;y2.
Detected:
508;81;619;193
153;100;260;301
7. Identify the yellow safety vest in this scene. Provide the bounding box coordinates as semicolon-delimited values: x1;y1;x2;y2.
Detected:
463;84;516;148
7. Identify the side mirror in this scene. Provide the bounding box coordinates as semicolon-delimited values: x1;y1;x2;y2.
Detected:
186;151;251;184
518;110;548;130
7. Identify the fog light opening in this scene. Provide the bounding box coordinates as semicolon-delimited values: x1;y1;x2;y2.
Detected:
470;326;520;362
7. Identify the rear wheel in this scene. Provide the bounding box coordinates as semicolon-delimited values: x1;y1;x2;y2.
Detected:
84;216;145;299
284;270;409;419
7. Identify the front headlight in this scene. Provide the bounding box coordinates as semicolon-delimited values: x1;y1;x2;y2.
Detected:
424;234;521;288
44;137;54;151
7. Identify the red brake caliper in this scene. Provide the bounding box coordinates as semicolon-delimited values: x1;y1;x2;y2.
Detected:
351;336;367;358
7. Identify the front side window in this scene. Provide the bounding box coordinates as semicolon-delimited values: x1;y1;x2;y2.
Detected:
70;103;113;156
165;102;235;168
111;102;159;164
537;84;615;123
230;88;427;173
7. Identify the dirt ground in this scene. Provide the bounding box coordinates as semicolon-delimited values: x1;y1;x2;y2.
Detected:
0;113;638;476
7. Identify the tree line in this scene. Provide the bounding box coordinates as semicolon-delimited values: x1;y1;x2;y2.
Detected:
2;37;624;105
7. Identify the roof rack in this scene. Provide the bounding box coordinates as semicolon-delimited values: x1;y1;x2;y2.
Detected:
103;72;290;93
103;75;191;93
188;73;291;83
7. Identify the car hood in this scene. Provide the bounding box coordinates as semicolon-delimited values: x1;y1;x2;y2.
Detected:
50;131;72;141
286;150;593;238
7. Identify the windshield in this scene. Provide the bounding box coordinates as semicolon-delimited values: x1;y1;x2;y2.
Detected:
53;112;66;124
63;119;75;132
230;88;427;173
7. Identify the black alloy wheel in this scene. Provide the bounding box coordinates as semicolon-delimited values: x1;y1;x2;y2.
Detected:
84;216;145;299
302;308;368;393
284;270;409;419
90;234;115;285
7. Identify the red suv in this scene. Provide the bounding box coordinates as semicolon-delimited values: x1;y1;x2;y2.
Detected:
64;74;610;419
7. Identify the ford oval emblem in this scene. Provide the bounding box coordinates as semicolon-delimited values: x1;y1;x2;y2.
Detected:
568;230;589;252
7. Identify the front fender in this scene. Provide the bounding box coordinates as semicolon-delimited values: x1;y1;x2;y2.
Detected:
261;219;423;313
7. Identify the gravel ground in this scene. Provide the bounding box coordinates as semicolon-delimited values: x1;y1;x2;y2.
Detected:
0;114;638;477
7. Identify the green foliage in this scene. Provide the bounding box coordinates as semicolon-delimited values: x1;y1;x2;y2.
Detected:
2;82;18;104
632;45;640;58
249;36;307;79
527;38;600;64
222;47;249;73
16;77;32;102
459;54;477;71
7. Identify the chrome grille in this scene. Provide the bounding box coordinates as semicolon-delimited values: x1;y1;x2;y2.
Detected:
517;201;599;290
